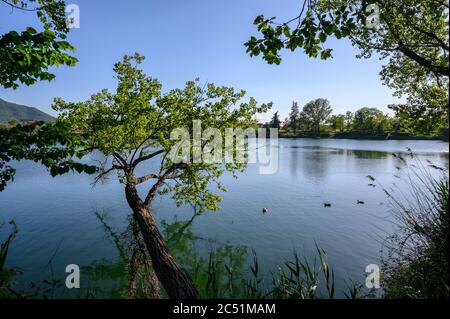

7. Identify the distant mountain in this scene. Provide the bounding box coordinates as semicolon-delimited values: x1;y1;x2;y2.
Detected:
0;98;55;123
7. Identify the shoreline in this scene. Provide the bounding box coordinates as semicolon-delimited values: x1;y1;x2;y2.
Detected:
278;133;448;142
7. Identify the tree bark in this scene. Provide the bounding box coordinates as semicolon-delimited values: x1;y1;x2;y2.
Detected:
149;270;160;299
398;45;449;77
125;184;199;299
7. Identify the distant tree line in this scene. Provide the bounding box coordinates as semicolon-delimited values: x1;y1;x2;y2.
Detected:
246;1;449;135
263;99;448;140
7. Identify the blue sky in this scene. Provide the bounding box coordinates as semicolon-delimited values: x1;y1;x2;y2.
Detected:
1;0;402;122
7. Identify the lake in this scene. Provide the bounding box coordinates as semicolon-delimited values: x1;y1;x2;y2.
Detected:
1;138;448;297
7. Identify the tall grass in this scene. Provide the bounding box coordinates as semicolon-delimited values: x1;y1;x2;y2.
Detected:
182;245;343;299
379;152;449;298
0;220;21;298
244;247;336;299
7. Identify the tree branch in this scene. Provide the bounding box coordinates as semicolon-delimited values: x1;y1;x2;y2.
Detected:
132;149;165;168
135;173;159;185
143;164;181;206
410;25;449;52
93;164;123;185
398;45;449;77
113;152;128;167
1;0;36;11
130;126;161;165
136;172;178;185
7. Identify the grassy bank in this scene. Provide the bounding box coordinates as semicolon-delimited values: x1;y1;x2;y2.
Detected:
278;131;448;141
381;155;449;298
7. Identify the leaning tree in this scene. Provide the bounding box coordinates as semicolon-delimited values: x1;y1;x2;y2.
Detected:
53;53;271;298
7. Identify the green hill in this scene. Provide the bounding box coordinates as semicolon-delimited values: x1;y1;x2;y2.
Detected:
0;98;55;123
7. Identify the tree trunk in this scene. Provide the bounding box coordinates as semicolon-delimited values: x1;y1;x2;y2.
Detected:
125;184;198;299
128;247;138;299
128;238;161;299
149;270;160;299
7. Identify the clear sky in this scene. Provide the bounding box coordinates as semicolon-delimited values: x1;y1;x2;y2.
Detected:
1;0;403;122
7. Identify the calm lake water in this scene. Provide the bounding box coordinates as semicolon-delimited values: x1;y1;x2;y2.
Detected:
1;138;448;297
